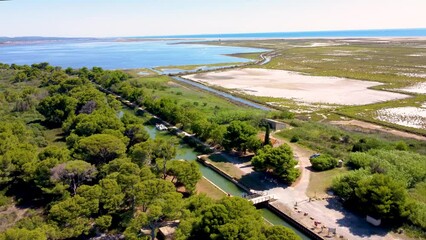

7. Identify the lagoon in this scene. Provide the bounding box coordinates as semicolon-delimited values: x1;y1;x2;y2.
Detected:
0;40;263;69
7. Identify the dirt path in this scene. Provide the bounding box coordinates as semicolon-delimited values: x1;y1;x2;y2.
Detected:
330;120;426;141
272;136;315;195
0;204;28;232
268;133;399;240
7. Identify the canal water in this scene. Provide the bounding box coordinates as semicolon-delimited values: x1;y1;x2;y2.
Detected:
143;124;311;240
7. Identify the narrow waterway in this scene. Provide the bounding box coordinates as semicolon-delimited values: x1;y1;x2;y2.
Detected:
171;76;272;111
144;125;244;196
143;124;312;240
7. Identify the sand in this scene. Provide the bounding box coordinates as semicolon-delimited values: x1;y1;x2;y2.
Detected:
376;104;426;129
400;82;426;94
185;68;409;105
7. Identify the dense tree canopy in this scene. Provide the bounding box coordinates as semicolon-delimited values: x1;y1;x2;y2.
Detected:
74;134;127;165
0;63;300;239
333;172;409;220
223;121;261;153
252;144;300;183
50;160;97;195
167;160;202;194
176;196;301;240
355;174;408;219
264;225;301;240
37;94;78;127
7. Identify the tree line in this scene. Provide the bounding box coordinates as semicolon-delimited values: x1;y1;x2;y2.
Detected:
0;63;300;239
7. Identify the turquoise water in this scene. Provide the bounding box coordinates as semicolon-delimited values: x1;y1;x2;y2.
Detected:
0;40;263;69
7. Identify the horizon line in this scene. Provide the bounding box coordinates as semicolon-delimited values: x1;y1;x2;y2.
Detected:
1;27;426;39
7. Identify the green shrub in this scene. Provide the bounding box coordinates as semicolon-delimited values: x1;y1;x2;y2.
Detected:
290;135;299;143
310;154;337;171
347;152;375;169
351;138;383;152
395;141;409;151
407;201;426;231
0;194;11;207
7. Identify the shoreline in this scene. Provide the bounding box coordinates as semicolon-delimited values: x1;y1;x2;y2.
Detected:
2;36;426;47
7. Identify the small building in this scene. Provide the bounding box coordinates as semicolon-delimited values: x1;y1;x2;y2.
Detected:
158;220;179;240
366;215;381;226
158;226;176;240
265;119;287;131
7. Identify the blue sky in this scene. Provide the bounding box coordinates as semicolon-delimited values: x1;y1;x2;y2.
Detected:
1;0;425;37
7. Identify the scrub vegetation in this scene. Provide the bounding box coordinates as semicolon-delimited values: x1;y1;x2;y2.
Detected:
1;38;426;239
194;39;426;135
0;63;300;239
192;38;426;237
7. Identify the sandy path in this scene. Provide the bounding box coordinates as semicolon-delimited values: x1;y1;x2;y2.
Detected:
330;120;426;141
266;134;399;240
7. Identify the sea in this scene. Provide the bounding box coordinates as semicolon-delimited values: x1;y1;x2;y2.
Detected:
0;28;425;69
149;28;426;39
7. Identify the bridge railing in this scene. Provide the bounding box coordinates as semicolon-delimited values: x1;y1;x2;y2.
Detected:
249;195;275;205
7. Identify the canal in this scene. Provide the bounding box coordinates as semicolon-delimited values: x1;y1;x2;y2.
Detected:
143;124;312;240
171;76;272;111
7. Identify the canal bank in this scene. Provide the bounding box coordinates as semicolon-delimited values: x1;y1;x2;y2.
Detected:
171;76;272;111
98;83;315;240
145;124;314;240
197;156;323;240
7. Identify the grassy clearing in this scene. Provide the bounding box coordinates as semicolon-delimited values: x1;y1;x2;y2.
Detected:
42;128;66;147
123;68;158;77
227;52;264;60
306;167;348;198
207;157;244;180
277;120;426;158
196;177;226;200
202;154;268;190
131;75;267;120
154;62;244;71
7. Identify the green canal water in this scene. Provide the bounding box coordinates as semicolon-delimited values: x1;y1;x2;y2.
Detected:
143;124;312;240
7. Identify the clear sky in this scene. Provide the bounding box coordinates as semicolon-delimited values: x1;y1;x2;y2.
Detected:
1;0;425;37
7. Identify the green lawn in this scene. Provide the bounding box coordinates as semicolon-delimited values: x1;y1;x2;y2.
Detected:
133;75;266;120
306;167;348;198
196;177;226;200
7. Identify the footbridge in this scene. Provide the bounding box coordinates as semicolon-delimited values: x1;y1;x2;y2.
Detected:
245;190;276;205
248;194;276;205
